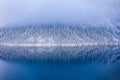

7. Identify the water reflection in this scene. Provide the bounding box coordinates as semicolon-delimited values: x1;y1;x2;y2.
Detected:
0;45;120;80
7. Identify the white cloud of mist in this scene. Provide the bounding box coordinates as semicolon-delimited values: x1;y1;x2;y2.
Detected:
0;0;120;27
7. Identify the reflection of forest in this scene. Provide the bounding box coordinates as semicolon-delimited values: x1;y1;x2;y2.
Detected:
0;45;120;64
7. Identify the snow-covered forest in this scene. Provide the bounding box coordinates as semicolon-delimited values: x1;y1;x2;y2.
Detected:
0;24;120;45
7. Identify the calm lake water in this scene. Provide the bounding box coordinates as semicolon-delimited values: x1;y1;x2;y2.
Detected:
0;45;120;80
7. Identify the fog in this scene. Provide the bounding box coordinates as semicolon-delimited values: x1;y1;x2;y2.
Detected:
0;0;120;27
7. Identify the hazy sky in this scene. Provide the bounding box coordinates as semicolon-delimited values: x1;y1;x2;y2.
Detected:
0;0;120;27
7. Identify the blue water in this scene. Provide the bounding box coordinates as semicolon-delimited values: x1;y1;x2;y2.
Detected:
0;45;120;80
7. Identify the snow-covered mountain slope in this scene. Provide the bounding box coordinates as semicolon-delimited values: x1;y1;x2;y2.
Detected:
0;24;120;45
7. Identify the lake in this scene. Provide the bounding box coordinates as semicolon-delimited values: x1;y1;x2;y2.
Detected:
0;45;120;80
